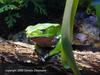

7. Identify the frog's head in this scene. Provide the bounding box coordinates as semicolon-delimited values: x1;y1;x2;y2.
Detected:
25;23;61;38
25;23;61;48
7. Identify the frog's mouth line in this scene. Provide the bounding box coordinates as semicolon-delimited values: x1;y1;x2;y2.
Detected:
30;37;57;48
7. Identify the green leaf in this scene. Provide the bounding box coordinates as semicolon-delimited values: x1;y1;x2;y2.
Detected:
5;15;16;28
4;13;20;28
31;0;47;15
95;4;100;28
0;0;13;4
0;4;17;13
0;0;4;3
61;0;81;75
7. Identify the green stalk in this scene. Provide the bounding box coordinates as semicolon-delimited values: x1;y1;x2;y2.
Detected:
95;4;100;28
61;0;81;75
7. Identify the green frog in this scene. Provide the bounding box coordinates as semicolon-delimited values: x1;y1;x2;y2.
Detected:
25;23;61;48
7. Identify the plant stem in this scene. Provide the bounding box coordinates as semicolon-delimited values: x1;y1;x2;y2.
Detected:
61;0;81;75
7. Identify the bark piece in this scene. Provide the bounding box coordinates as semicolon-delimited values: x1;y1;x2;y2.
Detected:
0;41;100;73
0;41;38;63
74;51;100;72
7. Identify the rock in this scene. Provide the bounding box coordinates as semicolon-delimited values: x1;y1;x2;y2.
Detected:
0;37;5;43
79;23;100;41
75;14;100;44
75;33;88;42
75;12;87;23
74;11;100;45
84;15;98;26
10;31;29;43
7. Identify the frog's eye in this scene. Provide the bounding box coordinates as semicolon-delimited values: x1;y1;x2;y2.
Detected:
40;29;46;33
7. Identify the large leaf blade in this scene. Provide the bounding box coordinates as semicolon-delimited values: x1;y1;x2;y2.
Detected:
95;4;100;28
61;0;81;75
